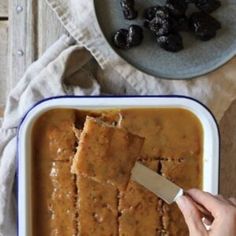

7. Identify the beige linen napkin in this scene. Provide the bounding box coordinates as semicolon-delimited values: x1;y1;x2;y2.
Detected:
0;35;101;236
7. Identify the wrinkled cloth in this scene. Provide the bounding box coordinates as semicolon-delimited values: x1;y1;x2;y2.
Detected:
1;0;236;235
0;35;101;236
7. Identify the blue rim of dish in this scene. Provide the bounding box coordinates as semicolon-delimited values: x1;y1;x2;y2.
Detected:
92;1;236;80
16;95;221;235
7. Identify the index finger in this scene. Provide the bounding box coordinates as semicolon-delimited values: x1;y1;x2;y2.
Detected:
187;189;223;215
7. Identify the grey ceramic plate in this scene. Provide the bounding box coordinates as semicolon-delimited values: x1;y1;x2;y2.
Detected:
94;0;236;79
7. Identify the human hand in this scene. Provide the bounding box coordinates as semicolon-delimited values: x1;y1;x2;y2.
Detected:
176;189;236;236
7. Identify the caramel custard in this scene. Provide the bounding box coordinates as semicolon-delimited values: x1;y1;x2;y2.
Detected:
32;108;203;235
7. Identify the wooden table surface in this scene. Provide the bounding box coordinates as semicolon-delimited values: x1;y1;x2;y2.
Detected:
0;0;8;112
0;0;236;197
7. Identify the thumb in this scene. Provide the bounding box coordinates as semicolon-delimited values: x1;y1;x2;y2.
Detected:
176;196;208;236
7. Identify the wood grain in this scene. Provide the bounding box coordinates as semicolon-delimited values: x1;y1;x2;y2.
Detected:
220;99;236;197
9;0;37;88
0;21;8;107
8;0;66;88
0;0;8;17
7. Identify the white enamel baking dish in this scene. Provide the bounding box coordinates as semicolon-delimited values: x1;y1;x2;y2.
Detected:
17;96;220;236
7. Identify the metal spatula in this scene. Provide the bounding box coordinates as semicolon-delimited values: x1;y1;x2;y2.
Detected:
131;162;214;223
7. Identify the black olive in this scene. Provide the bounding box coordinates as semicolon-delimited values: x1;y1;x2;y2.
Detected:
127;25;144;46
155;6;171;19
185;0;196;3
147;8;178;37
113;25;143;49
143;20;150;29
120;0;138;20
113;29;129;49
195;0;221;13
122;7;138;20
148;17;172;36
143;5;162;21
189;12;221;41
157;33;184;52
120;0;135;7
166;0;188;18
177;16;189;31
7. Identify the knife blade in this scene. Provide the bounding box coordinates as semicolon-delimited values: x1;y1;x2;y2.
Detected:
131;162;183;204
131;162;214;223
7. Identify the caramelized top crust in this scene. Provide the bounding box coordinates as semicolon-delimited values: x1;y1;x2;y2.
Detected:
71;116;145;191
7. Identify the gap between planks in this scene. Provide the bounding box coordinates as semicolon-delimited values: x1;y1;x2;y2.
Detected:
0;106;4;117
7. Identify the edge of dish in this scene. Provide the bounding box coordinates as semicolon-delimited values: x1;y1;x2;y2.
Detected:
17;95;220;236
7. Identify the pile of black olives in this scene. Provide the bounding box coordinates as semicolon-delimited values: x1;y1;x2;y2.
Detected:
113;0;222;52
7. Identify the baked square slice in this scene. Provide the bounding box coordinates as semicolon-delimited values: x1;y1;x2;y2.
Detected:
71;116;144;190
77;176;118;235
119;160;162;236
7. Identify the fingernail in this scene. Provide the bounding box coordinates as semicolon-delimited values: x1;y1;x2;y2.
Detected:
176;196;187;210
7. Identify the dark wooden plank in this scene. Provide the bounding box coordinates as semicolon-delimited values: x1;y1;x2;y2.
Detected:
220;99;236;197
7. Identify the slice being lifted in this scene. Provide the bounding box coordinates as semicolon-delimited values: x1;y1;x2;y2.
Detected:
71;116;144;190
